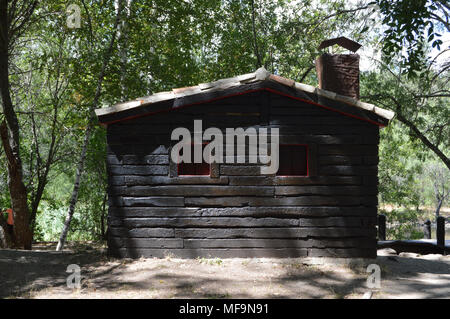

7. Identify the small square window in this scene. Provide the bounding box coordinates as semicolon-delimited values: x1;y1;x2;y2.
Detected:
276;144;308;176
178;144;210;176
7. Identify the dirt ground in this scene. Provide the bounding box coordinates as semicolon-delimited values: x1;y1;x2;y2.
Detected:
0;245;448;299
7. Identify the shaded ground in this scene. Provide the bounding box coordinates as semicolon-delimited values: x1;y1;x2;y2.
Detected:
0;245;448;299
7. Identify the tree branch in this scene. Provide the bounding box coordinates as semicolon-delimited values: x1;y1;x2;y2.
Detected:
250;0;262;68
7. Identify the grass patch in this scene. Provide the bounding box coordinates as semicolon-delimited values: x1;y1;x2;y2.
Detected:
196;257;224;266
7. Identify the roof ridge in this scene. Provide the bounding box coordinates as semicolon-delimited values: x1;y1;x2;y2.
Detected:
95;68;395;121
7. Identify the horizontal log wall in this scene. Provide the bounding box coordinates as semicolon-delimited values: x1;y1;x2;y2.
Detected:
106;91;379;258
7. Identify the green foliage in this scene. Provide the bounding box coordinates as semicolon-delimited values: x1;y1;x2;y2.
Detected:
377;122;427;240
381;208;425;240
376;0;447;75
75;127;108;240
362;57;449;239
362;67;449;161
378;122;424;207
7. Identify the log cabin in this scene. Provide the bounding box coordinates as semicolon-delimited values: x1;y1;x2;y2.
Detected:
95;39;395;258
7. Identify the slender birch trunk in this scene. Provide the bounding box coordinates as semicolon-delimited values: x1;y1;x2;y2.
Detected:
118;0;131;101
56;2;123;251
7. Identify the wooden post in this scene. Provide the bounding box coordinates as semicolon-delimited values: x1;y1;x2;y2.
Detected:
378;214;386;241
423;219;431;239
436;216;445;249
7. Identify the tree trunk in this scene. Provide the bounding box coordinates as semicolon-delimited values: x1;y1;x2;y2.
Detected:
100;192;107;240
56;3;123;251
0;213;13;248
0;0;37;250
434;198;443;218
250;0;262;68
29;102;60;236
396;113;450;171
56;125;92;251
118;0;132;100
0;122;32;249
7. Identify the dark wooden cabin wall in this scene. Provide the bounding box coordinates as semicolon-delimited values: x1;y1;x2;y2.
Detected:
106;91;379;258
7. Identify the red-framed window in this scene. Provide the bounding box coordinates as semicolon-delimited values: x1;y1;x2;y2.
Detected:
276;144;308;176
177;143;210;176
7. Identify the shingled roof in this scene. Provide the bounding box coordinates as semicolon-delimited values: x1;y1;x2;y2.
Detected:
95;67;395;127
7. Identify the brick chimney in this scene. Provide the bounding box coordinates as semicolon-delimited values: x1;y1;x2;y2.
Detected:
315;37;361;100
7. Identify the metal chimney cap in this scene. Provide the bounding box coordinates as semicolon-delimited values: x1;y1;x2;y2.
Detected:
318;37;362;53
